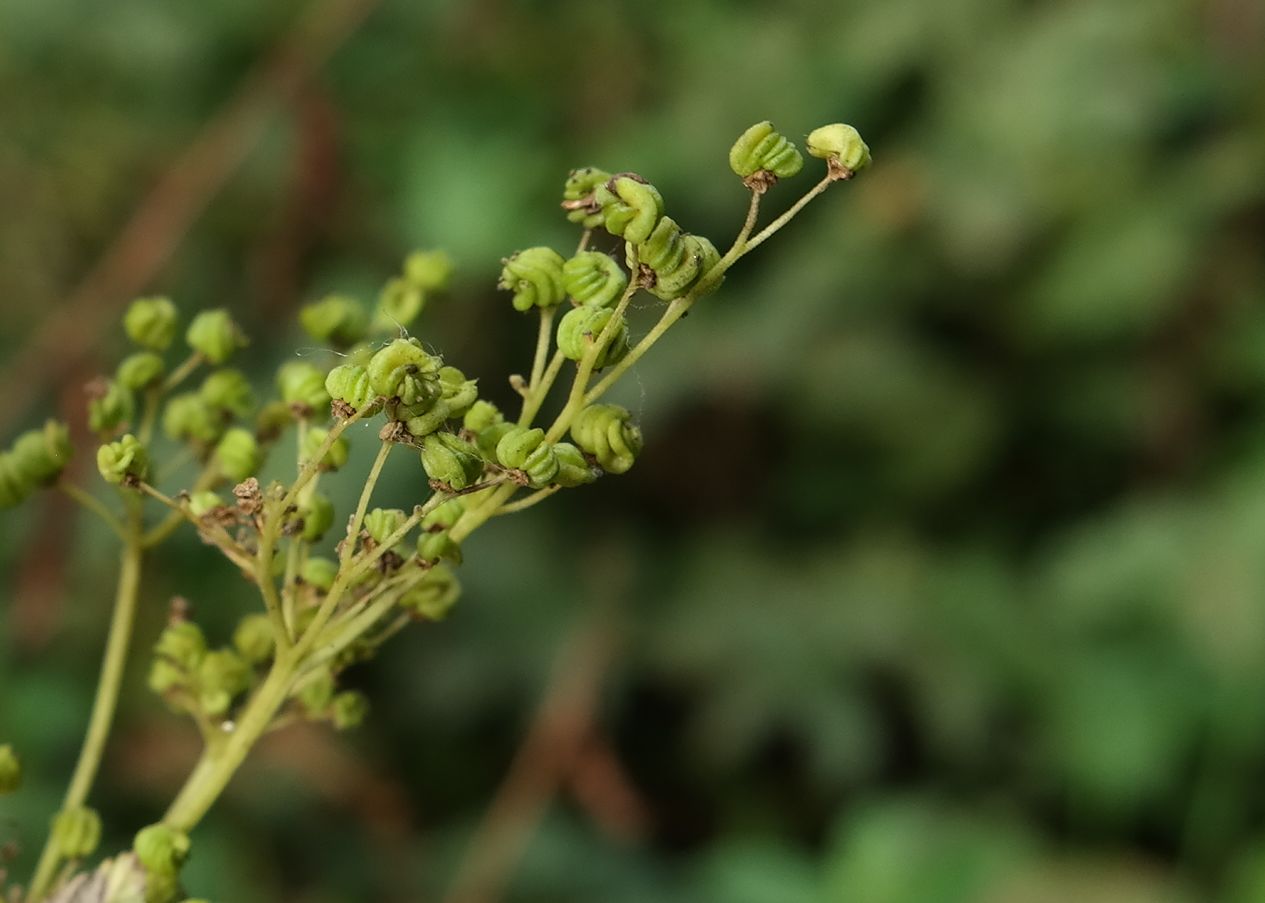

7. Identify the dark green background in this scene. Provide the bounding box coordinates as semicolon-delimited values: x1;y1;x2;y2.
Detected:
2;0;1265;899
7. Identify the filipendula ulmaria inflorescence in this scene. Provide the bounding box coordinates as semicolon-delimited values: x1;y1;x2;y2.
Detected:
0;121;870;902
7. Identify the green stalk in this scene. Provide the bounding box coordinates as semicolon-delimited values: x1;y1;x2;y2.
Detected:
27;505;144;902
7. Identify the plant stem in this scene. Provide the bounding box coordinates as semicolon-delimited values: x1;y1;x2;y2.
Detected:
137;385;162;446
162;353;204;392
529;307;555;392
27;507;144;902
340;440;393;568
741;173;832;254
163;651;298;831
518;350;565;428
141;463;220;549
58;482;127;541
494;486;559;516
283;406;369;509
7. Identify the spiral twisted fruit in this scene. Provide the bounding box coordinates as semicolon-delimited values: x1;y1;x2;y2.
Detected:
97;434;148;485
200;369;255;418
499;247;567;312
124;297;178;350
571;404;642;475
421;432;484;490
87;380;135;434
631;217;721;300
214;428;262;482
806;123;871;175
563;251;627;308
0;420;72;508
133;824;190;877
163;392;224;446
399;564;461;620
186;309;244;364
556;306;629;370
366;338;442;406
277;361;331;412
729;121;804;185
553;442;597;487
324;363;378;413
116;351;165;390
402;365;478;438
595;175;664;244
562;166;611;229
52;806;102;858
300;295;368;347
495;426;560;488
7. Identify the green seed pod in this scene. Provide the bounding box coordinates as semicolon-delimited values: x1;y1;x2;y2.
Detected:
300;295;368;347
499;247;567;312
324;363;378;413
197;649;251;716
0;744;20;794
186;309;244;364
405;249;453;291
88;379;135;434
399;565;461;619
214;428;261;482
255;401;292;441
422;498;464;531
297;669;335;716
553;442;597;487
300;492;334;541
376;278;425;331
97;434;148;485
232;613;275;665
563;251;628;308
116;351;166;390
330;691;369;730
125;297;179;350
302;556;338;591
364;507;406;546
595;175;665;244
403;364;479;434
133;823;190;877
556;306;629;370
570;404;643;475
420;432;484;490
52;806;102;858
562;166;611;229
686;234;722;296
366;338;442;406
496;426;559;488
148;657;186;696
10;420;73;487
463;399;503;434
437;366;479;421
632;216;713;301
187;490;226;518
806;122;871;174
474;420;516;461
273;362;326;415
162;392;224;445
729;120;803;181
417;529;462;565
155;621;207;671
303;427;349;471
199;369;255;418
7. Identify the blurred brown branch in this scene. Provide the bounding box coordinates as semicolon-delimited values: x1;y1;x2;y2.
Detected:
440;540;647;903
0;0;380;433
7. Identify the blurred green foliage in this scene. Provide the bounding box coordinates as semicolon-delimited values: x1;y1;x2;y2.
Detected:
2;0;1265;900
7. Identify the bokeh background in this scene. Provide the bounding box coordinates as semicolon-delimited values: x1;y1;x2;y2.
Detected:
3;0;1265;900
